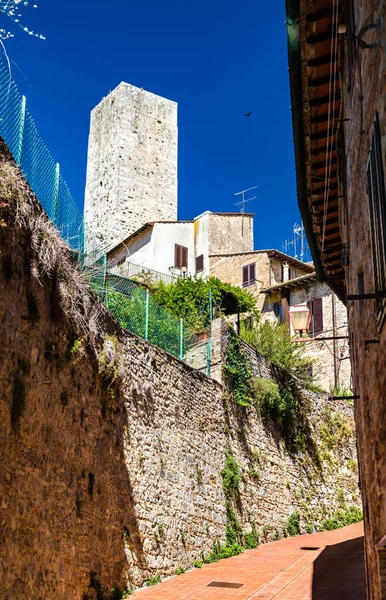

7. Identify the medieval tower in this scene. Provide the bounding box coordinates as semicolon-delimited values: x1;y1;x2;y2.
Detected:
84;82;178;254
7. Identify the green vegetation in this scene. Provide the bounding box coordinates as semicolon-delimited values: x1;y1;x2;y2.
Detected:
221;453;241;501
252;376;313;454
319;407;354;450
244;522;259;549
223;330;253;405
322;506;362;530
71;339;83;358
103;281;196;356
121;591;133;598
240;321;315;387
285;512;301;537
347;458;358;472
193;560;203;569
152;276;257;334
145;574;161;587
175;566;186;575
204;540;244;563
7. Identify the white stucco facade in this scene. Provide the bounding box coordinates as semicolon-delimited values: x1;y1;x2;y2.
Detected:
107;212;254;280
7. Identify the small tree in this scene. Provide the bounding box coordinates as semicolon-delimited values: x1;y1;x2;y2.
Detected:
152;276;258;334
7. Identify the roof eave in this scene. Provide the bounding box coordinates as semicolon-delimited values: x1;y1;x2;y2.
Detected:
286;0;325;283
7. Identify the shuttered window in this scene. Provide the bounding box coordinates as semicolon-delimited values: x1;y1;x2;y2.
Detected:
308;298;323;334
174;244;188;270
195;254;204;273
242;262;256;287
367;113;386;330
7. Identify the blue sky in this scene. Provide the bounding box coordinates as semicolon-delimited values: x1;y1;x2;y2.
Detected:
4;0;304;254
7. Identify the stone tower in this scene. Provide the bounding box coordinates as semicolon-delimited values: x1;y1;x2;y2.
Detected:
84;82;178;255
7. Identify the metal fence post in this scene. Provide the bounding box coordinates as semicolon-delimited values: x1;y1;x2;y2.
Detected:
207;339;211;377
53;162;60;226
145;289;149;341
16;95;26;166
179;318;183;360
102;253;107;306
209;288;213;322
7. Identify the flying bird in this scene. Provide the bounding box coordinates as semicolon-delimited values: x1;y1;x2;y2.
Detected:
244;112;252;117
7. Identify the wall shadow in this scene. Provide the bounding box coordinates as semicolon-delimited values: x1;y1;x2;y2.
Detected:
312;535;366;599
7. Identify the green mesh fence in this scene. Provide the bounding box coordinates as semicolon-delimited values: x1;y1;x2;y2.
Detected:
0;59;84;252
0;58;210;370
86;268;204;361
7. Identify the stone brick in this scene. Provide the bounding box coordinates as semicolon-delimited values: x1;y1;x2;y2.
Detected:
84;82;178;255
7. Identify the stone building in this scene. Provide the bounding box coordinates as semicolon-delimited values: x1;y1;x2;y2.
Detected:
286;0;386;596
107;211;254;280
209;248;313;312
210;250;350;391
262;274;350;392
84;82;178;255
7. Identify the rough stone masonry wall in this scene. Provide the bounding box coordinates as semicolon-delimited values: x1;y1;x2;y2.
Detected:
0;158;360;599
341;1;386;598
84;82;178;255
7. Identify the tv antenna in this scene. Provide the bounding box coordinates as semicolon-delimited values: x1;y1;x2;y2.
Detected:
282;221;310;262
232;185;258;213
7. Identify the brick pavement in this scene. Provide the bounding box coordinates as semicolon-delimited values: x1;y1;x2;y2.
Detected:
130;522;365;600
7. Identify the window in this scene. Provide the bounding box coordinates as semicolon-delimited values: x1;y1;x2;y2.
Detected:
367;113;386;330
274;303;283;323
242;262;256;287
174;244;188;270
281;264;292;282
195;254;204;273
308;298;323;334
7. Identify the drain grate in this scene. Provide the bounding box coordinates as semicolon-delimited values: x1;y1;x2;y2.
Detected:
300;546;320;551
207;582;244;589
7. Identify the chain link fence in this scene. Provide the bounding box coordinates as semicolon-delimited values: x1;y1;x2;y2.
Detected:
0;59;210;371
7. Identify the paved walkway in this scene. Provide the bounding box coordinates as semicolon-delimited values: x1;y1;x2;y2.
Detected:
131;522;365;600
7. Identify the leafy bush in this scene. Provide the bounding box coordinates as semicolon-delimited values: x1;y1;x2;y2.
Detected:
204;541;243;563
152;276;258;334
244;531;259;549
252;377;310;453
223;330;252;405
221;453;240;501
240;321;315;387
145;574;161;587
286;512;301;536
193;560;203;569
175;566;186;575
322;506;362;531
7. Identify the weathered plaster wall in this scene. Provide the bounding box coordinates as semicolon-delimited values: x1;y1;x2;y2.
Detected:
84;82;178;255
209;252;269;312
340;1;386;598
0;159;360;598
207;213;254;254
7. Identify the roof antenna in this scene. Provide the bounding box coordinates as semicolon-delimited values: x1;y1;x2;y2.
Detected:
232;185;258;213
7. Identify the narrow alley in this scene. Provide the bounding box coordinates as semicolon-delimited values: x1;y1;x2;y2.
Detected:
131;523;365;600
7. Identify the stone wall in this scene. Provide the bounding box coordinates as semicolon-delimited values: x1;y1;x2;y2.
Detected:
84;82;178;255
340;1;386;598
0;159;360;598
